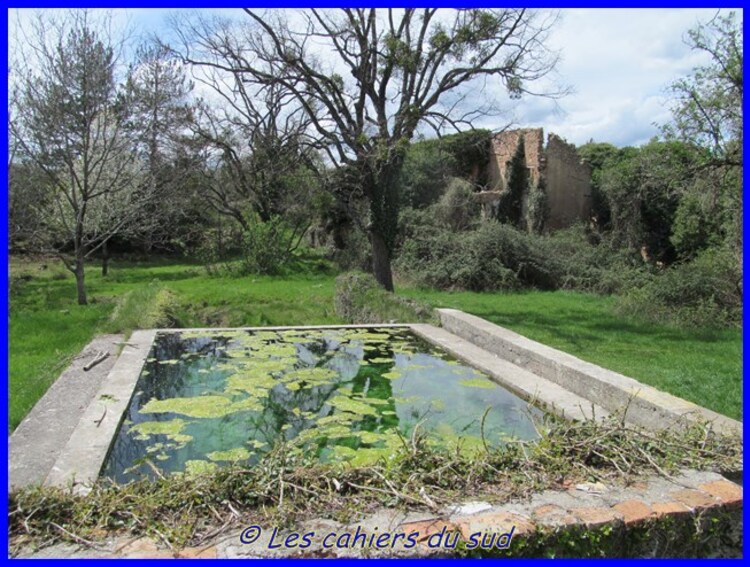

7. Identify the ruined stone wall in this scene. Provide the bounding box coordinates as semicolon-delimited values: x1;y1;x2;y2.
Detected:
544;134;592;230
487;128;544;191
483;128;592;231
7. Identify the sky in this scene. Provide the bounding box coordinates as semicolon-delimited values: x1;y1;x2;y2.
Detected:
9;7;739;148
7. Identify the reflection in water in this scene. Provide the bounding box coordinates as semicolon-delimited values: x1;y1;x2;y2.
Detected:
102;328;542;483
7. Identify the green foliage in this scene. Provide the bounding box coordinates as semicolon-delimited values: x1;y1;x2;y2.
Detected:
496;136;526;225
616;246;741;329
670;189;721;258
598;141;696;262
578;142;619;229
398;129;491;209
397;217;644;294
536;225;647;294
398;139;456;208
441;129;492;180
397;221;554;292
199;216;306;277
331;225;372;272
525;176;548;234
238;216;302;275
433;177;481;232
334;271;437;324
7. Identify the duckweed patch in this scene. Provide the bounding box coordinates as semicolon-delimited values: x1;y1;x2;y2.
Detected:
102;327;542;482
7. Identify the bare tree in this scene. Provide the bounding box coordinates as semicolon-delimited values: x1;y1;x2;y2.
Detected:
11;10;149;304
173;8;564;290
166;12;322;240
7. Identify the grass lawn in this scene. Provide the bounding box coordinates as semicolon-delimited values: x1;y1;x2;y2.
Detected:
9;257;339;430
402;287;742;421
9;257;742;431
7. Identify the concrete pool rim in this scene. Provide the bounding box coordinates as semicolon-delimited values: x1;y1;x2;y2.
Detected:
37;315;742;492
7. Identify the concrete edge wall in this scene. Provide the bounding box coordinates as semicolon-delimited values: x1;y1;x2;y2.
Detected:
44;330;156;492
9;334;124;491
437;309;742;438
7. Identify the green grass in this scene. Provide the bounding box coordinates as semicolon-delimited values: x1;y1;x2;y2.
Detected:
9;256;339;430
401;288;742;421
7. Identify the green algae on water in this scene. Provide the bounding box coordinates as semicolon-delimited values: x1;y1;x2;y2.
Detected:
102;327;543;484
207;447;251;462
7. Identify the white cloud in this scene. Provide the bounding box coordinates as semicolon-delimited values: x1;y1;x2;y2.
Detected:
508;8;741;147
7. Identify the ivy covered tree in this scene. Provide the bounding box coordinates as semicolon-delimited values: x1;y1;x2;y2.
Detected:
578;141;619;231
174;8;563;290
598;141;697;264
662;11;742;266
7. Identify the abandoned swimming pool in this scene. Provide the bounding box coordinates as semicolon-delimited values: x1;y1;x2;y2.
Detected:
101;327;543;483
33;311;739;492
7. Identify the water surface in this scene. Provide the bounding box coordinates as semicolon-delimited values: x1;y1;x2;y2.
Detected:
102;328;542;482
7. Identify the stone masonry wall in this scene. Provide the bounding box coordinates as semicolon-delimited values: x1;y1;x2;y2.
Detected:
544;133;593;230
487;128;544;192
485;128;592;230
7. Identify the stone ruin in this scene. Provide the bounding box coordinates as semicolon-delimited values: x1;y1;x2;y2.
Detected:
480;128;592;231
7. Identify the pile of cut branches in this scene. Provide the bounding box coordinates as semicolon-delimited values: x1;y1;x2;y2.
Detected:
9;412;741;554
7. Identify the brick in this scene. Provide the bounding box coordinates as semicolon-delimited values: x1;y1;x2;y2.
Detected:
670;489;718;511
531;504;578;528
651;501;691;518
612;500;654;525
532;504;562;517
570;506;621;527
116;537;173;559
399;518;457;543
455;511;535;541
698;480;743;507
177;546;218;559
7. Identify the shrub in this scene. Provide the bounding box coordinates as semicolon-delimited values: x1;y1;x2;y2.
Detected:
398;140;457;208
433;177;481;232
199;216;303;277
396;221;557;292
616;246;741;328
398;129;491;209
238;216;301;275
334;271;437;324
538;225;649;295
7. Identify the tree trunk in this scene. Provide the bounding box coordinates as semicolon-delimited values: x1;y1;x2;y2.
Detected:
101;240;109;277
75;256;88;305
370;230;394;292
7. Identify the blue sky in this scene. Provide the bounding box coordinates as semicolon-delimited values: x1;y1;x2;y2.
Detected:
10;7;739;148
